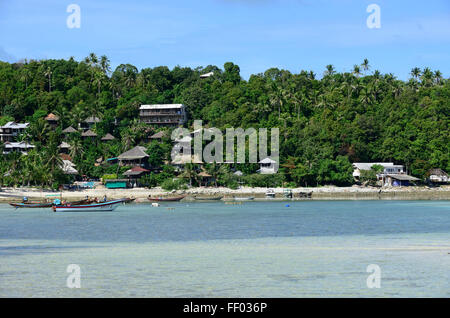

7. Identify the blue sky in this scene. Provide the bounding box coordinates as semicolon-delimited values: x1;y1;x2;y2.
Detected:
0;0;449;79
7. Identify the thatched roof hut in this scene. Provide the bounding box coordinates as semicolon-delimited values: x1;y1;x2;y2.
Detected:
81;129;97;137
101;133;116;141
62;126;77;134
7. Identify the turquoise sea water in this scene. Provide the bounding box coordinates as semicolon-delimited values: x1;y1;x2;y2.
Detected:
0;200;449;297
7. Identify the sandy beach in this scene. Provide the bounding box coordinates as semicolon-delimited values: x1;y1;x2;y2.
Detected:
1;185;449;202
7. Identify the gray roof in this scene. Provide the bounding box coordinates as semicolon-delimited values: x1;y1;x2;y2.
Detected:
150;131;166;139
140;104;184;110
428;168;448;177
353;162;393;170
259;157;276;164
81;129;97;137
1;122;29;129
101;133;115;141
387;174;420;181
118;146;149;160
62;126;77;133
84;116;101;123
4;141;35;149
58;142;71;149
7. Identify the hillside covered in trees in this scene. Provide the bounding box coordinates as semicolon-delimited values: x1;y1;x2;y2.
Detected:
0;54;448;188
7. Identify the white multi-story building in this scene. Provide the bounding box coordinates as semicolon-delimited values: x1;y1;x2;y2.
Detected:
3;141;35;155
0;122;29;142
139;104;187;126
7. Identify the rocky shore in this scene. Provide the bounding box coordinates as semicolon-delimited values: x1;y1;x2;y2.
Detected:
1;185;449;203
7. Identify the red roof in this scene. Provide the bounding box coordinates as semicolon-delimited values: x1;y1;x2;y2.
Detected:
60;153;72;161
45;113;60;121
130;166;150;172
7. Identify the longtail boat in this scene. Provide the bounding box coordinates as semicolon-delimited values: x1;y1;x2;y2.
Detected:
9;198;93;209
52;199;125;212
194;196;223;201
148;195;186;202
10;202;53;208
120;197;136;203
233;196;254;201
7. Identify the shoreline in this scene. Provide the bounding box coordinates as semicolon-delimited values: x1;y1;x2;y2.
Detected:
1;185;449;202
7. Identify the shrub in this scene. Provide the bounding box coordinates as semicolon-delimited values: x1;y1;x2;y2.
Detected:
161;178;187;191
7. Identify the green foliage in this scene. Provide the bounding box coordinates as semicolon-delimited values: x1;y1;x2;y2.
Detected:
0;56;448;188
161;178;187;191
102;174;118;180
244;173;285;187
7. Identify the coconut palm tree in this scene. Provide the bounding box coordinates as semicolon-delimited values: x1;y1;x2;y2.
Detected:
324;64;336;77
181;163;198;187
44;67;52;92
410;67;421;80
69;138;84;160
352;65;362;78
434;70;443;85
361;59;370;75
100;55;111;75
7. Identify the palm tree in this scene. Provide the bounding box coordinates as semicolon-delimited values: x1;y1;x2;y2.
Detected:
421;68;434;87
27;119;50;144
434;70;443;85
410;67;421;80
93;70;106;96
121;130;135;151
352;65;361;78
324;64;336;77
69;139;84;160
100;55;111;75
44;67;52;92
181;163;198;186
361;59;370;75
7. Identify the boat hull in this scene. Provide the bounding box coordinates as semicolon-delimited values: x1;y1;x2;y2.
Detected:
233;197;254;201
10;203;52;208
194;196;223;201
52;200;124;212
148;195;185;202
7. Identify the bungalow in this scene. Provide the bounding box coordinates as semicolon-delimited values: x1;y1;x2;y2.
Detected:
3;141;35;155
101;133;115;142
258;157;277;174
383;174;420;187
81;116;100;130
149;131;167;143
427;168;449;184
58;141;71;154
60;160;78;175
353;162;419;186
81;129;97;139
117;146;149;167
123;166;151;187
352;162;403;180
62;126;77;137
0;122;29;142
198;171;214;186
45;113;59;128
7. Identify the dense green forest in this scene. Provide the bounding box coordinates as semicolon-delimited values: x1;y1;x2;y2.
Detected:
0;54;448;189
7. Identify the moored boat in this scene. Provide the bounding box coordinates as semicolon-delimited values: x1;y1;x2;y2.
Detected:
194;196;223;201
10;202;53;208
265;189;275;198
10;198;94;209
233;196;254;201
52;199;125;212
148;195;186;202
121;197;136;203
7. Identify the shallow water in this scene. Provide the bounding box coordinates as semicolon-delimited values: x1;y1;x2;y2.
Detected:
0;201;449;297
